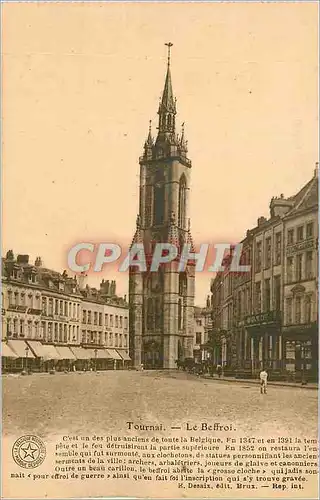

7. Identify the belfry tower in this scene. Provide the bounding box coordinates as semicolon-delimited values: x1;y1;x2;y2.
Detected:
129;44;195;369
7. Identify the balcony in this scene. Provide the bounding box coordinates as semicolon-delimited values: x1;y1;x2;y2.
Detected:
286;238;315;256
53;314;68;322
28;308;42;315
8;305;28;313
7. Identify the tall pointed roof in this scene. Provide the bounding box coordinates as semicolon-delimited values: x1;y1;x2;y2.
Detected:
160;65;176;113
144;120;154;147
158;42;176;116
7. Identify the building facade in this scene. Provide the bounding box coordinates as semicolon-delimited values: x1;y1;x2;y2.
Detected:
193;298;213;364
80;278;129;368
282;175;318;377
209;169;318;380
129;46;195;369
1;251;130;372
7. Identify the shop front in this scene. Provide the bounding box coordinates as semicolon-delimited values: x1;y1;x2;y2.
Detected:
1;341;18;372
244;310;282;376
7;339;36;372
86;348;114;371
27;340;49;372
41;343;61;371
116;350;131;369
107;349;123;370
70;346;92;371
282;322;318;381
55;346;77;371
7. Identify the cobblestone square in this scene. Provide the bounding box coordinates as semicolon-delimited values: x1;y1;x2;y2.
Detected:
3;371;318;440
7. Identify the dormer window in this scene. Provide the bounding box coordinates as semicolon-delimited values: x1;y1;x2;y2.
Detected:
59;282;64;291
29;273;37;284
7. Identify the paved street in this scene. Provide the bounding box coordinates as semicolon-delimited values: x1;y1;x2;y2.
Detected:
3;370;318;439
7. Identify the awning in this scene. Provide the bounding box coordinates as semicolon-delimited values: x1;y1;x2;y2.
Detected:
7;340;35;358
41;344;61;360
107;349;122;360
116;350;131;361
26;340;47;358
55;346;76;360
1;342;18;358
70;347;92;360
86;349;113;360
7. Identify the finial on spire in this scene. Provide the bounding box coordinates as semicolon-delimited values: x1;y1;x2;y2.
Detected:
165;42;173;66
144;120;154;149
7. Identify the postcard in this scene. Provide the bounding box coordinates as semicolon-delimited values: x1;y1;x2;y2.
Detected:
1;1;318;499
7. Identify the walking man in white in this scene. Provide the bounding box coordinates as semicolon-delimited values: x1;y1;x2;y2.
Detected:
260;368;268;394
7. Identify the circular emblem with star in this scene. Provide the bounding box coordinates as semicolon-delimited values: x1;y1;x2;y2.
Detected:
12;435;46;469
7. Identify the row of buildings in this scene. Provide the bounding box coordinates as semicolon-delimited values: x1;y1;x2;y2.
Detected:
196;168;318;380
1;250;207;373
2;169;317;377
1;252;130;372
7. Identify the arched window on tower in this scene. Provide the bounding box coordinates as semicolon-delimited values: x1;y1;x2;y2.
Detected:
153;171;165;225
179;272;187;297
178;298;183;330
155;297;162;330
147;297;154;331
178;175;187;228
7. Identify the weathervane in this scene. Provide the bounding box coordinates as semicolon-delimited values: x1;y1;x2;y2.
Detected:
165;42;173;66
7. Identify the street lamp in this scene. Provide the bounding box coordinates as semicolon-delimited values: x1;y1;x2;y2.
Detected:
25;346;29;372
296;341;307;385
300;342;307;385
94;348;98;372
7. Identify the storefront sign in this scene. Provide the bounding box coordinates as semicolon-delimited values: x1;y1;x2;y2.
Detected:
244;310;280;327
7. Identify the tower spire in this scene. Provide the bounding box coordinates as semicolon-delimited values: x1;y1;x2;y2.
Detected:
158;42;176;135
145;119;153;146
143;119;154;158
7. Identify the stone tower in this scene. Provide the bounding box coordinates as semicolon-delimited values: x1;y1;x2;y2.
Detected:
129;44;195;369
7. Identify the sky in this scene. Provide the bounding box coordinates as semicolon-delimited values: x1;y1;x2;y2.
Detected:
2;2;318;305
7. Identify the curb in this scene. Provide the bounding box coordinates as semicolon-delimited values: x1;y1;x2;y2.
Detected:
202;375;318;390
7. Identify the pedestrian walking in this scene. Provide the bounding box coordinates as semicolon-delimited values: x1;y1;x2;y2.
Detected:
260;368;268;394
216;364;222;379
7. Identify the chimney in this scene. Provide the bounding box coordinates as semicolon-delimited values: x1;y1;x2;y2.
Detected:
206;295;210;308
35;256;42;267
110;280;116;296
17;254;29;264
78;271;88;290
6;250;14;261
257;217;267;227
